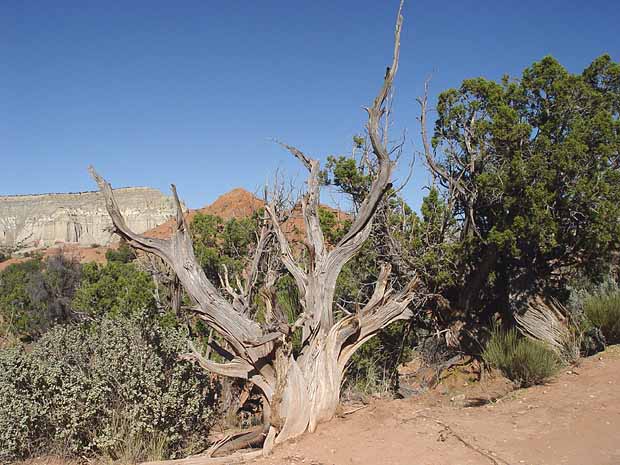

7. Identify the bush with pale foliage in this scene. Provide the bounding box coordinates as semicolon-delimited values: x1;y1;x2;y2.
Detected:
0;314;217;463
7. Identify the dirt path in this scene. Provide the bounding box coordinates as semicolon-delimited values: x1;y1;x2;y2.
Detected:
255;347;620;465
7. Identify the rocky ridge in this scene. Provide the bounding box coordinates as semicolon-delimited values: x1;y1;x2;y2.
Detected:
0;187;178;250
0;187;348;272
144;187;348;243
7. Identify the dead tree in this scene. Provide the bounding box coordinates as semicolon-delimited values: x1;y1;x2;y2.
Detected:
90;4;418;462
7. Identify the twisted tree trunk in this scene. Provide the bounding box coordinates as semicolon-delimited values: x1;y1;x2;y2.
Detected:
90;4;417;463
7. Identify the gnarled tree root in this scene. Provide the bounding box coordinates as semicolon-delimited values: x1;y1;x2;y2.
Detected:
141;449;263;465
211;425;268;456
141;426;270;465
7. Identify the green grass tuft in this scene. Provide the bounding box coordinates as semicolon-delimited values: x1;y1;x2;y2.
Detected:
483;325;559;387
583;292;620;345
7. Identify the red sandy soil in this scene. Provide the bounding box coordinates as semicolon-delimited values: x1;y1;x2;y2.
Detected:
0;256;30;271
255;347;620;465
0;244;108;272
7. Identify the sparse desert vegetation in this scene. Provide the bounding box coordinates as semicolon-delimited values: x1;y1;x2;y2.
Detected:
2;2;619;464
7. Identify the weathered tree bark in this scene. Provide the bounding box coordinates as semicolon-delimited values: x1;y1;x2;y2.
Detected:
90;3;417;463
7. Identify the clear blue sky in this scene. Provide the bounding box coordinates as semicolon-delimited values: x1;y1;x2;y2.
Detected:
2;1;618;209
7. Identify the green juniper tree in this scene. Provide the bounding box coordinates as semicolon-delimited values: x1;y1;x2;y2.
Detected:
420;54;620;332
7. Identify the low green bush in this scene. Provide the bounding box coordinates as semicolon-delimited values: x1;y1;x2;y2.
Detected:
583;292;620;345
72;261;156;318
0;256;81;340
105;242;137;264
483;326;559;387
0;314;217;463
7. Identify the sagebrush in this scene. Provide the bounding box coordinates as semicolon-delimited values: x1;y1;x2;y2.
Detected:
0;314;217;463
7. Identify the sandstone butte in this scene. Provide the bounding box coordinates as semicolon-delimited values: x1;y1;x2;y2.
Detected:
0;187;179;249
145;187;348;243
0;187;348;272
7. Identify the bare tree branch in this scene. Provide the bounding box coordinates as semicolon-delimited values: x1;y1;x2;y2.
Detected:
264;202;308;299
337;2;403;249
89;166;264;358
275;142;326;269
181;341;253;379
92;3;419;458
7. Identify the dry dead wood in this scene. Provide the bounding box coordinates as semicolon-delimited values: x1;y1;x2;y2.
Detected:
90;2;420;462
515;296;581;363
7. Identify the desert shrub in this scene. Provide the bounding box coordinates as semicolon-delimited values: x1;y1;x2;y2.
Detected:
345;338;392;396
0;314;19;349
582;292;620;345
0;347;47;461
72;261;156;318
105;242;137;264
0;315;217;463
0;256;81;340
483;326;559;387
190;212;260;284
344;321;415;397
566;273;618;354
0;260;44;337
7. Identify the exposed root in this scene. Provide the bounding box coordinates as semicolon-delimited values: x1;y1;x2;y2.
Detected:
210;426;268;456
140;449;263;465
342;405;368;416
141;427;269;465
419;415;512;465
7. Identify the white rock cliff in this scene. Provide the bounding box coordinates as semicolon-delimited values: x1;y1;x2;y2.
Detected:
0;187;177;249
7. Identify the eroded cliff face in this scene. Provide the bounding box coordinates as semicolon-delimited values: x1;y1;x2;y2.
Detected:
0;187;177;249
